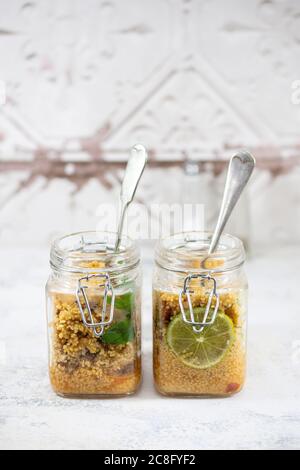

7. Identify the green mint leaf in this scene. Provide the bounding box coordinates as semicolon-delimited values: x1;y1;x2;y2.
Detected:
107;292;134;316
101;319;134;345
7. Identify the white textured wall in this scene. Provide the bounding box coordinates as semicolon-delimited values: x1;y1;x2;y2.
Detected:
1;0;300;155
0;0;299;248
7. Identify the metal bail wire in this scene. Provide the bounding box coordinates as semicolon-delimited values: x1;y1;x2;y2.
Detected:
76;273;115;338
179;274;220;334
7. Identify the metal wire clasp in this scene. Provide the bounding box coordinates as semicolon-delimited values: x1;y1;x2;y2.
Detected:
76;273;115;338
179;274;220;334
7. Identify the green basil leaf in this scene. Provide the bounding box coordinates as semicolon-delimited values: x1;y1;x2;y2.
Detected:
101;319;134;345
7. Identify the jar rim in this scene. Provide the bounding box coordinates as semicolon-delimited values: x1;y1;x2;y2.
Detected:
155;231;245;274
50;231;140;274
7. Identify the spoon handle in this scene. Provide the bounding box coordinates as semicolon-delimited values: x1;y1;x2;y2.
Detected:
208;150;256;256
115;144;148;251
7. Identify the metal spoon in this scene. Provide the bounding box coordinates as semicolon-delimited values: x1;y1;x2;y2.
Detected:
179;150;255;335
115;144;148;251
202;150;256;268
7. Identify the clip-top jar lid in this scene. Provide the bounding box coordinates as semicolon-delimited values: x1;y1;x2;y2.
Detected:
50;231;140;274
155;231;245;274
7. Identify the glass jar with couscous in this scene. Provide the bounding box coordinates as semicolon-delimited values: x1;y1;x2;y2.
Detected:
153;232;248;397
46;231;142;398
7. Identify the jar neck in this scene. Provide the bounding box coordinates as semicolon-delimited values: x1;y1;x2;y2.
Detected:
155;231;245;275
50;231;140;277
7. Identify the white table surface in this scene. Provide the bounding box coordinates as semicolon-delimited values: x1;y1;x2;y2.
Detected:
0;245;300;450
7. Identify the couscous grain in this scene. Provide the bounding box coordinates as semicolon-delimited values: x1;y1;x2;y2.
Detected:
153;288;246;396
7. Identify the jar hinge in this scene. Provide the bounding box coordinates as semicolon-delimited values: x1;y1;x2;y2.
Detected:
76;274;115;338
179;274;220;334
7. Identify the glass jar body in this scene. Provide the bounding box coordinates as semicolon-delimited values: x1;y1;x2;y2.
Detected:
46;232;142;398
153;232;248;397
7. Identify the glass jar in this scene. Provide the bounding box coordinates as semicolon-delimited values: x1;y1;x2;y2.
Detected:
46;231;142;398
153;231;247;397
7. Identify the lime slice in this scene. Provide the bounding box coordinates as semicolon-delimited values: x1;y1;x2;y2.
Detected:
166;309;235;369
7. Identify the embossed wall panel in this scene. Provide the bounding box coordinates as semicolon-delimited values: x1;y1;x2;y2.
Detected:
0;0;299;247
